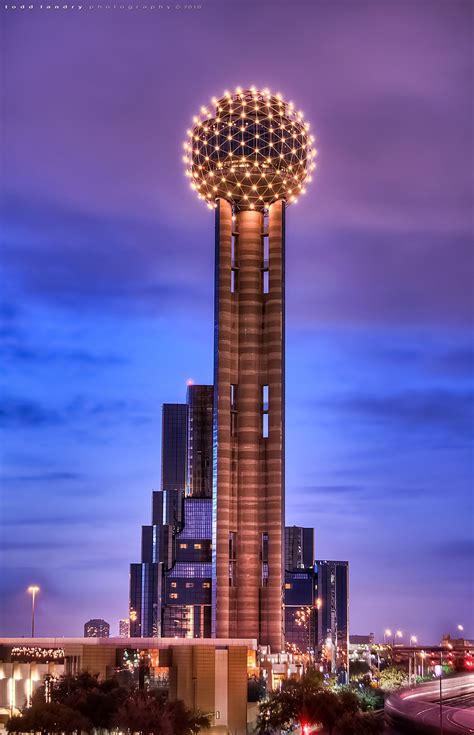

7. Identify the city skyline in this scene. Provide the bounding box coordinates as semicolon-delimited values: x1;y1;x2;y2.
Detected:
1;0;473;643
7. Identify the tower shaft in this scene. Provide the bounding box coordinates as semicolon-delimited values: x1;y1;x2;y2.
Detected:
212;198;285;651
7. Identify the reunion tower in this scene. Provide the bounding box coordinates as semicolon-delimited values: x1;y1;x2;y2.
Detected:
183;86;316;651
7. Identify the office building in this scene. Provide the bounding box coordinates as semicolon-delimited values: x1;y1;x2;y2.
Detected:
315;560;349;674
84;619;110;638
285;526;314;570
186;384;214;498
118;619;130;637
130;393;214;639
184;88;315;651
284;568;318;656
162;497;212;638
161;403;188;527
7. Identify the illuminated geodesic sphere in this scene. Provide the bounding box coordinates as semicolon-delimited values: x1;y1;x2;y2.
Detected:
183;86;316;211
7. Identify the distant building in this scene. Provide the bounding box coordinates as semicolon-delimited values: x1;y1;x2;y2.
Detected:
186;384;213;498
129;492;173;637
285;526;314;570
118;619;130;637
315;560;349;675
284;568;318;656
350;633;374;645
161;403;188;526
84;619;110;638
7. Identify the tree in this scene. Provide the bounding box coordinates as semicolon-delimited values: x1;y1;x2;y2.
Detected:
255;670;365;735
6;672;210;735
378;666;407;691
349;660;370;680
334;711;383;735
255;668;323;734
116;688;211;735
303;690;359;735
248;674;266;702
352;685;384;711
7;701;91;734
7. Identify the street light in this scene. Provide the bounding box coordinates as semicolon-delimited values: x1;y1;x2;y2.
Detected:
410;635;417;647
395;630;403;645
457;624;464;633
27;586;40;637
384;628;392;644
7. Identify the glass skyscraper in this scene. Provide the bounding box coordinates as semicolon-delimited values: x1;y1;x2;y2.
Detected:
315;559;349;676
161;403;188;527
186;384;214;498
130;390;213;638
285;526;314;571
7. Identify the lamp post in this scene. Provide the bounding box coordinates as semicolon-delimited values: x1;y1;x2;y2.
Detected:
409;636;417;684
435;651;444;735
384;628;392;645
27;586;40;637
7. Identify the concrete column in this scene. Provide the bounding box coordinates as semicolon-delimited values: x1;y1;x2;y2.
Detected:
265;200;285;652
212;199;234;639
213;198;285;651
235;208;264;639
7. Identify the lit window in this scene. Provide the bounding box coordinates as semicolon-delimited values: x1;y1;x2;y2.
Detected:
285;583;292;589
180;543;188;549
171;582;177;588
194;543;202;550
186;582;194;588
202;582;211;588
170;593;178;599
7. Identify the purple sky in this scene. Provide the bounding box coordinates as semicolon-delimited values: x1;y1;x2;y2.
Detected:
1;0;473;644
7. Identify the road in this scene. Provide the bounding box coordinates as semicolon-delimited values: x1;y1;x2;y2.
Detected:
384;673;474;733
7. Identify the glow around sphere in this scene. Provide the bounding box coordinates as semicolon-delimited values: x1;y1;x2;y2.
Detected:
183;87;316;211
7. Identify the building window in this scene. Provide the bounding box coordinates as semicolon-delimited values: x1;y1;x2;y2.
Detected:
179;543;188;549
202;582;210;588
262;385;269;437
230;384;237;411
170;593;178;599
185;582;194;588
171;582;177;588
285;583;292;590
231;268;238;293
263;269;269;294
194;543;202;550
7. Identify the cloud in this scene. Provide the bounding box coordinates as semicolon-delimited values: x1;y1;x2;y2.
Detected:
3;471;83;483
0;395;153;430
321;388;474;438
0;398;61;428
435;539;474;561
1;194;212;316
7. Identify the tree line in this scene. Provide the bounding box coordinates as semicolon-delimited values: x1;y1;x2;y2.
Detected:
6;672;210;735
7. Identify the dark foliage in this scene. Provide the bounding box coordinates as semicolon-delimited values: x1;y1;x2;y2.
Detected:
334;711;384;734
6;672;210;735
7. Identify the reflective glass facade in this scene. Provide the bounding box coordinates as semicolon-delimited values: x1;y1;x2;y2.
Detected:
84;619;110;638
284;570;317;655
162;498;212;638
161;403;188;526
186;385;214;498
315;560;349;675
285;526;314;571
